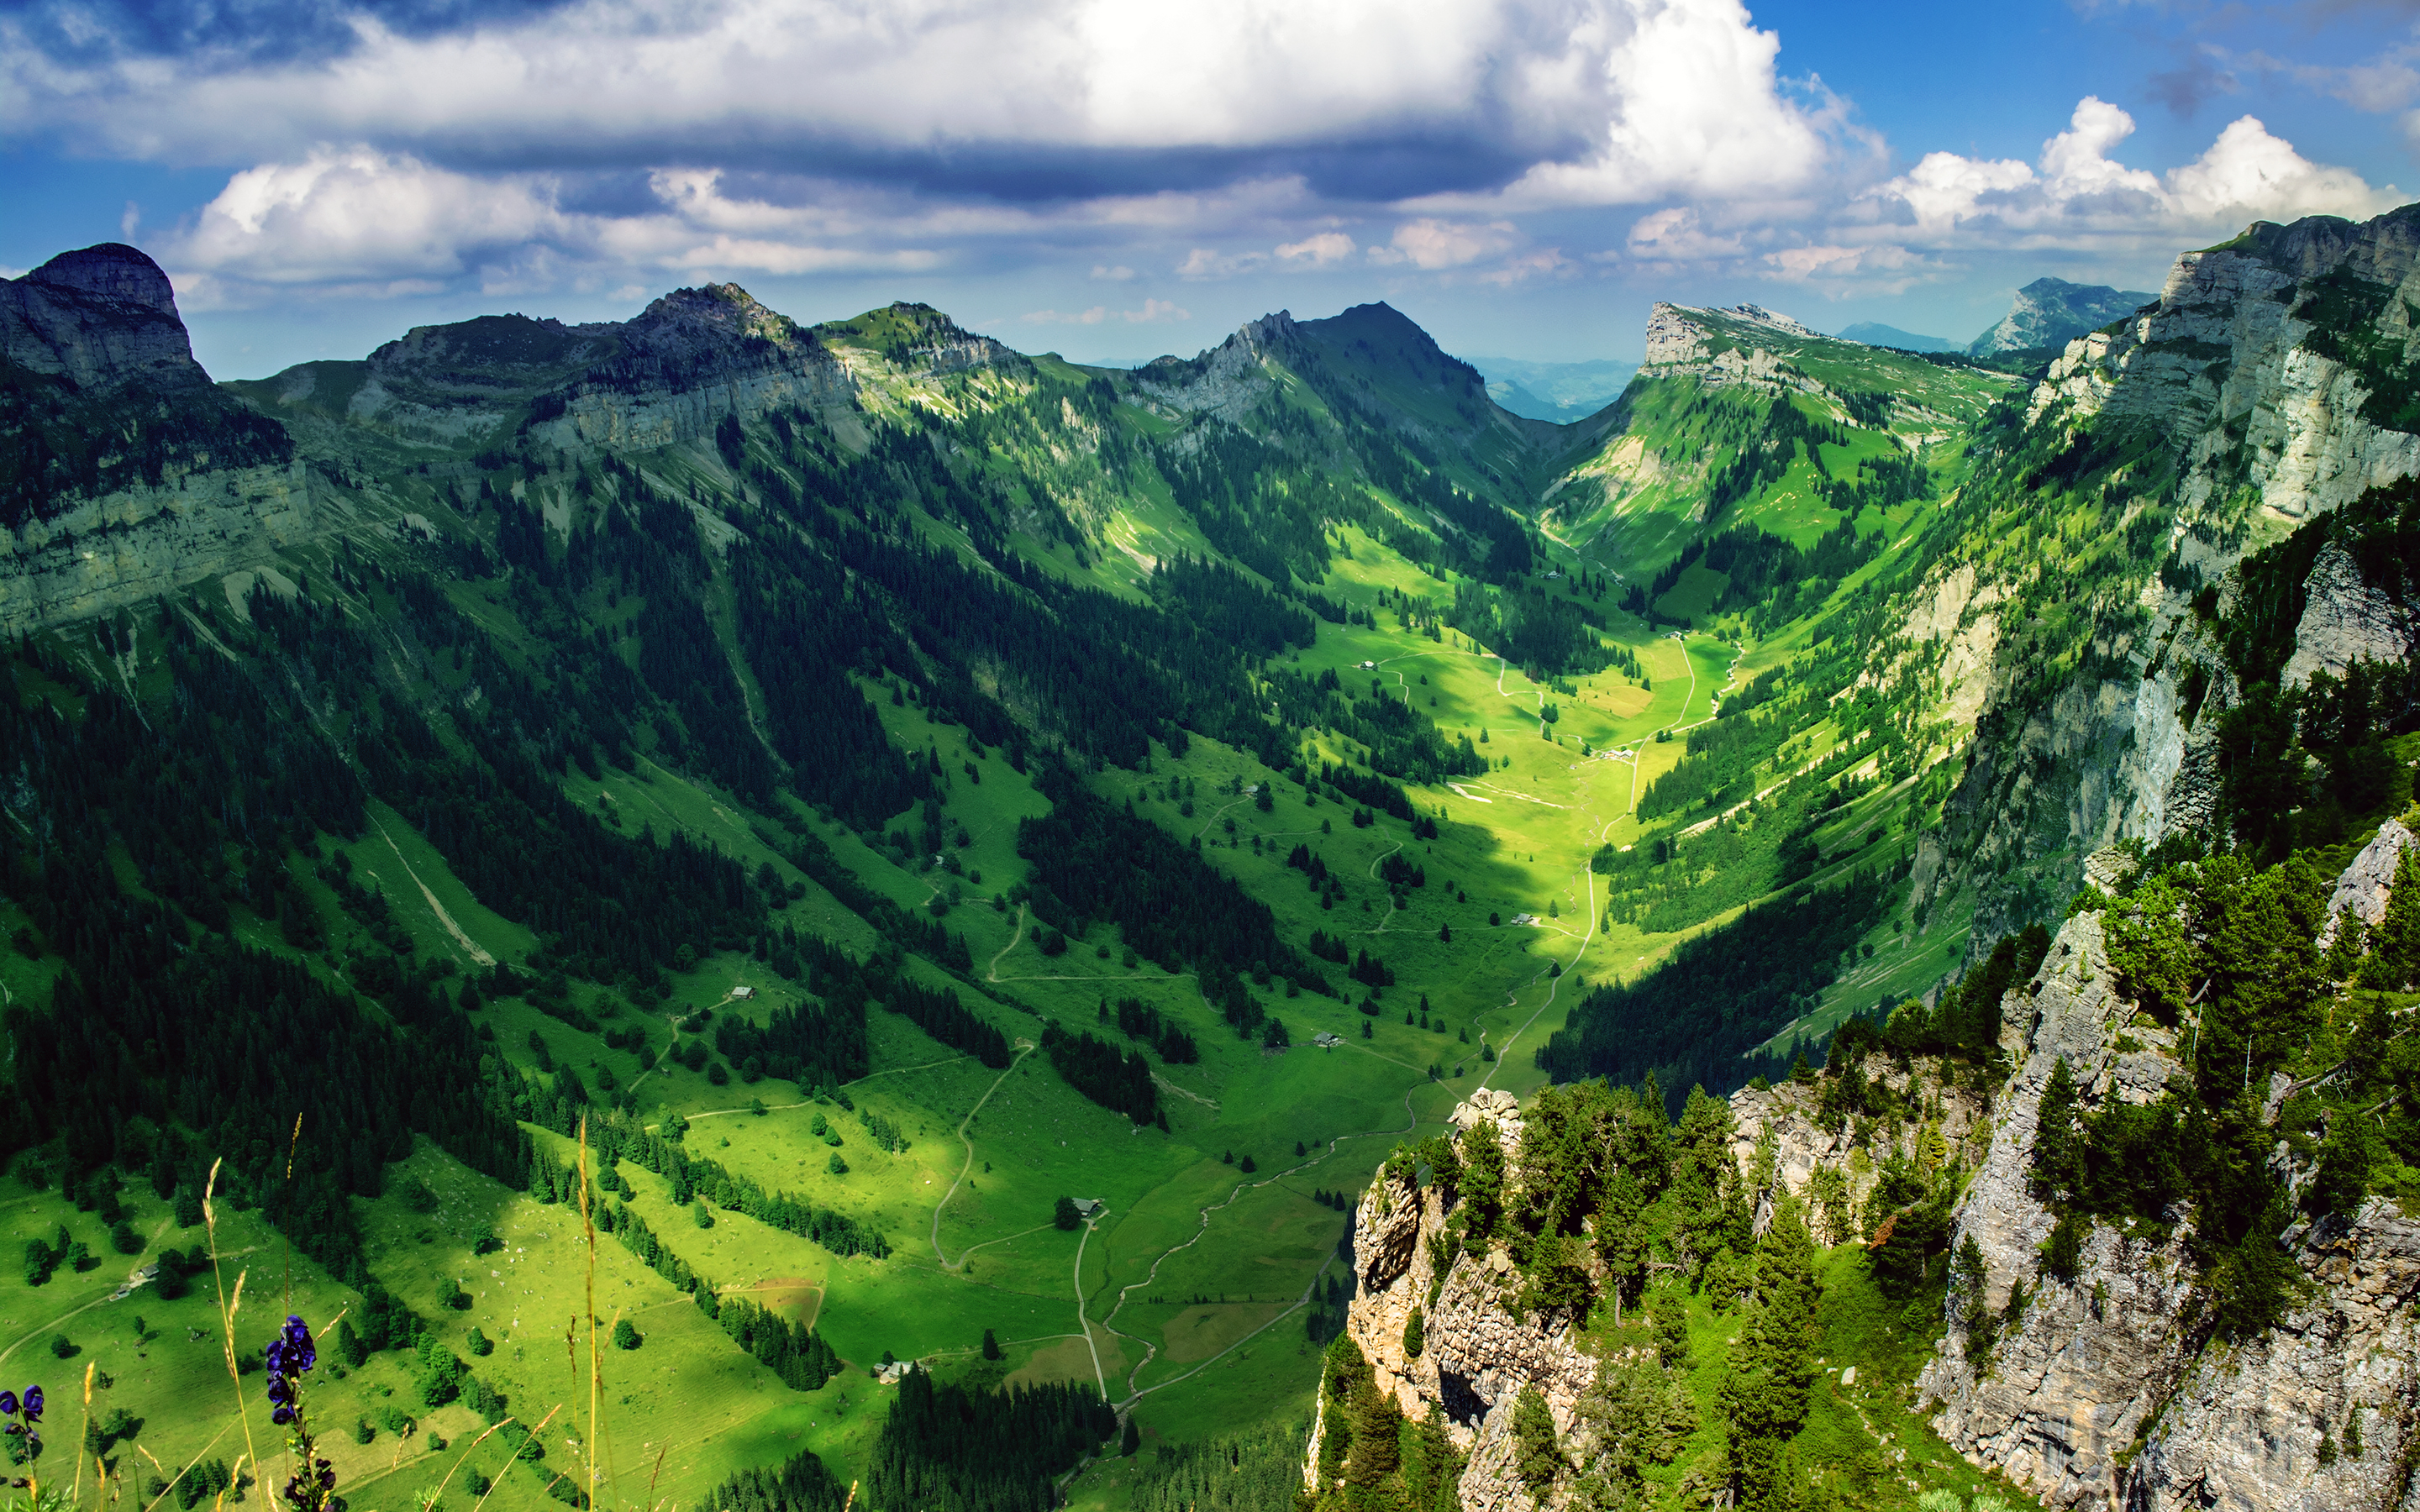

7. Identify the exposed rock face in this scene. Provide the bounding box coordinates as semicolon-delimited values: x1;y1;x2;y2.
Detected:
1917;890;2420;1511
1;244;315;632
3;270;865;634
1639;302;1825;396
537;286;860;454
1;243;208;394
1923;204;2420;942
1324;1099;1597;1512
1729;1059;1996;1245
0;460;325;637
2319;818;2417;948
2281;539;2417;689
1968;278;2152;358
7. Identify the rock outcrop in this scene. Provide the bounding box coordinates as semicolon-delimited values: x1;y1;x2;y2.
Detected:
1;243;210;395
1916;875;2420;1511
2319;817;2418;948
1;244;313;633
3;266;867;634
1917;203;2420;942
1321;1096;1598;1512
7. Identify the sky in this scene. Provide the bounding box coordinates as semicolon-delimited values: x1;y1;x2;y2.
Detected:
3;0;2414;379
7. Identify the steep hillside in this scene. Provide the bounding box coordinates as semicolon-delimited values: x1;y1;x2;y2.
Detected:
1905;202;2420;945
3;196;2416;1512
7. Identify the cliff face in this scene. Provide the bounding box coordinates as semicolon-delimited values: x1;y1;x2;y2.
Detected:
1916;203;2420;939
0;244;314;633
1914;874;2420;1512
1;243;209;395
1328;1089;1601;1512
0;459;325;637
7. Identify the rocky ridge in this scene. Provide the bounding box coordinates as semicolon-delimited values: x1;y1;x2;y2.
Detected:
1317;1086;1602;1512
3;263;873;635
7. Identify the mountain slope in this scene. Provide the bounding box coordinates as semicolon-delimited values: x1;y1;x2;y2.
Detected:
1837;321;1955;353
1967;276;2154;358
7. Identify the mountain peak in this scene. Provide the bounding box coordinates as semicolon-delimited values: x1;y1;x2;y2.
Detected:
25;243;181;315
1970;276;2152;356
3;241;204;394
637;283;808;349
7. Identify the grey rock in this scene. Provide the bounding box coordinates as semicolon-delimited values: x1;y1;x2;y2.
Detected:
2317;817;2416;950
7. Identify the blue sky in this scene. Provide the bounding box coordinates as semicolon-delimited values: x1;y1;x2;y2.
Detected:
2;0;2412;378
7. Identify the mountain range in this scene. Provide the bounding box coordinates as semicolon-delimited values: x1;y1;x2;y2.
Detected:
1;197;2416;1512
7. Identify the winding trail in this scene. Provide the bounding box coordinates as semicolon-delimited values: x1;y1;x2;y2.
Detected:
985;905;1029;981
929;1042;1039;1268
1480;865;1600;1092
1072;1221;1109;1399
1099;1075;1428;1404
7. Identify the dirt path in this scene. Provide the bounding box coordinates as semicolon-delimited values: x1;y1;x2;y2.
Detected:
930;1042;1039;1268
1105;1077;1427;1404
986;905;1029;982
1072;1220;1108;1399
1477;866;1598;1092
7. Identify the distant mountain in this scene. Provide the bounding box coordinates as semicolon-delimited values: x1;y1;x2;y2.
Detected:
1465;354;1638;423
1968;276;2153;356
1835;322;1955;352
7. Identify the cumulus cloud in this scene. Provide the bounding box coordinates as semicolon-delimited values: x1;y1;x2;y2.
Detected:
1018;298;1190;325
1276;232;1357;267
1455;0;1844;210
1623;206;1744;263
2;0;1829;196
1760;241;1924;292
162;153;941;305
1368;218;1520;269
1865;96;2396;243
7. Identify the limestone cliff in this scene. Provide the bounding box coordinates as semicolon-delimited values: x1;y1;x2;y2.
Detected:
1912;202;2420;941
1;244;311;633
1913;870;2420;1511
4;265;870;634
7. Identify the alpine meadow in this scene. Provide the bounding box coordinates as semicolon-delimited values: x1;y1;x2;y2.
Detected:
3;149;2420;1512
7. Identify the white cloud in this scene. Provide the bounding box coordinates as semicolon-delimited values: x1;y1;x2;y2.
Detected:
1276;232;1357;267
1019;298;1189;324
162;151;942;305
1090;264;1137;281
1760;241;1924;292
3;0;1823;200
1369;218;1518;269
1866;96;2396;243
1423;0;1843;211
1623;205;1744;262
172;148;564;286
1176;247;1267;279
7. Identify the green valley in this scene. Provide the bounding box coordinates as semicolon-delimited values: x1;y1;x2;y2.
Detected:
2;193;2417;1512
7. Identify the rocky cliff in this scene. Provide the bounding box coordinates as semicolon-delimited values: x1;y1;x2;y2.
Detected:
1318;1088;1605;1512
1;244;316;633
1910;202;2420;939
1912;850;2420;1512
3;263;871;635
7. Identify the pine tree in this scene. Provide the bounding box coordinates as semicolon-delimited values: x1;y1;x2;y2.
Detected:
2032;1056;2083;1203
